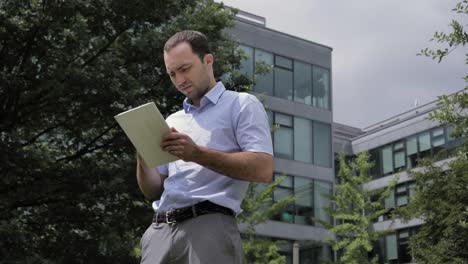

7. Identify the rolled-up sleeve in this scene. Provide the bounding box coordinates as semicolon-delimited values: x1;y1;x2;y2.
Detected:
235;95;273;155
157;164;168;176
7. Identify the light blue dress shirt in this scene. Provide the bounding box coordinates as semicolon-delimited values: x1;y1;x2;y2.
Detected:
153;82;273;214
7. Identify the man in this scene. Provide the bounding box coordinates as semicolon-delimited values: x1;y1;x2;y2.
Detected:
137;30;273;264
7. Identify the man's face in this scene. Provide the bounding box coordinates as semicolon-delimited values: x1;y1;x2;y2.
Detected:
164;42;213;105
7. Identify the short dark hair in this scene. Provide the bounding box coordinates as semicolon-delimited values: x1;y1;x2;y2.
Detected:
164;30;211;61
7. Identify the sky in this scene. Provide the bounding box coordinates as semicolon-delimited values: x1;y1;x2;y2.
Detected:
218;0;466;129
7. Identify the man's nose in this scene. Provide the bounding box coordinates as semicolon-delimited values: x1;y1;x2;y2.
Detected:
175;75;187;87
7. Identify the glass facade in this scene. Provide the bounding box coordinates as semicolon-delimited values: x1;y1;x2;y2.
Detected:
271;174;333;226
238;44;331;110
276;240;332;264
375;228;418;264
239;45;254;78
312;66;331;109
369;124;461;179
375;180;417;222
269;111;332;168
237;38;333;263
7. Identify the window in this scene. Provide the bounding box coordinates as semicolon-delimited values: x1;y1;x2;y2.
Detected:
294;61;312;105
369;148;381;179
300;243;332;264
432;126;446;158
275;55;293;69
314;180;332;225
397;229;417;263
274;113;294;159
398;231;411;263
382;145;393;174
277;240;293;264
313;66;330;109
273;174;294;223
313;122;331;167
393;141;405;171
418;131;431;159
237;44;332;109
274;67;293;100
385;234;398;262
370;124;464;179
272;174;333;226
395;181;416;207
254;49;274;96
381;229;418;264
270;112;331;166
406;136;418;169
294;117;313;163
294;177;314;225
239;45;254;78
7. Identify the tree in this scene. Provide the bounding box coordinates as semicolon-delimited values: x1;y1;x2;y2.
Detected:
0;0;245;262
319;152;397;264
394;1;468;263
418;0;468;139
239;175;296;264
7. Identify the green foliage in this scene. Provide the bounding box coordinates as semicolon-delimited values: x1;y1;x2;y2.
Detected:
394;2;468;263
242;239;286;264
239;176;295;264
395;144;468;264
320;152;397;264
0;0;246;262
239;175;296;233
418;1;468;63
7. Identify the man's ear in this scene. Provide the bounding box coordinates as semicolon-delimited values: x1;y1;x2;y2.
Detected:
204;54;214;66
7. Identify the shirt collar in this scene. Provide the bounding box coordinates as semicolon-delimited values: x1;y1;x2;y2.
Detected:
183;82;226;113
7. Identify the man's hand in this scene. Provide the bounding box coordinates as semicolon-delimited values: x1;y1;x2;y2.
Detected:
160;127;199;162
160;127;273;183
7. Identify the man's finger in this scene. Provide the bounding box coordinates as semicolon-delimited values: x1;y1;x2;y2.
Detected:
162;132;180;141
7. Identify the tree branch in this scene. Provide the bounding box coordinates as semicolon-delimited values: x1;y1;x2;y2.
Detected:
56;124;118;163
80;28;128;69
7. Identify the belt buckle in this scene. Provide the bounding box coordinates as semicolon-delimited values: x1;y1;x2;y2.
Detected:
166;209;176;225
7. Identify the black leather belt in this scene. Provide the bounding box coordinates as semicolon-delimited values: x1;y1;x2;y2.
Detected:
153;200;234;225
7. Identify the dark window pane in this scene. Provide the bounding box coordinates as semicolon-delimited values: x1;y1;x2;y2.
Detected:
294;61;312;105
406;136;418;169
432;127;445;147
275;55;293;69
276;113;293;127
294;177;314;225
394;150;405;170
418;132;431;152
294;117;312;163
274;187;294;223
369;148;381;178
274;127;293;159
266;110;274;128
313;66;330;109
239;45;254;78
254;49;274;95
398;231;412;263
314;180;332;225
313;122;331;167
274;67;293;100
418;132;431;160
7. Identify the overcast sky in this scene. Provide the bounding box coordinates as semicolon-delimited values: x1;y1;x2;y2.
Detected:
218;0;466;129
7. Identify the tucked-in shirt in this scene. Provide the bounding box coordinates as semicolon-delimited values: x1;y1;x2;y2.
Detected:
152;82;273;214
